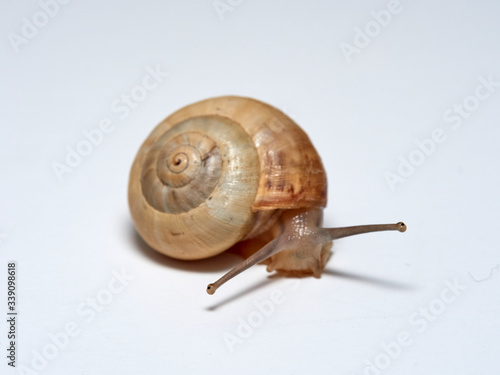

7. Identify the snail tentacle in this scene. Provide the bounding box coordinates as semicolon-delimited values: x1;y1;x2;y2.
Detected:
207;238;280;295
323;222;407;240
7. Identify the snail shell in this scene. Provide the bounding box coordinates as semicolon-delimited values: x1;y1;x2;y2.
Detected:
128;96;327;260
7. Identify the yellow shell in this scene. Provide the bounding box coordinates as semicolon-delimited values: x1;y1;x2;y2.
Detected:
128;96;327;260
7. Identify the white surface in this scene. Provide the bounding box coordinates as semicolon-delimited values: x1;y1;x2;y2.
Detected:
1;1;500;374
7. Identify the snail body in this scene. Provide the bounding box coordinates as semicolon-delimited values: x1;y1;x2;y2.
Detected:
128;96;406;294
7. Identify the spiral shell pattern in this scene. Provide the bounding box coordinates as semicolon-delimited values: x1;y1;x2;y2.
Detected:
141;128;222;214
129;115;259;260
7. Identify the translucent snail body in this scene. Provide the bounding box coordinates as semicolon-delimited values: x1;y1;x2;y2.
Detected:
128;96;406;294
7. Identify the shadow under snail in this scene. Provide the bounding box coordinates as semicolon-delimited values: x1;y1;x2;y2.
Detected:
128;96;406;295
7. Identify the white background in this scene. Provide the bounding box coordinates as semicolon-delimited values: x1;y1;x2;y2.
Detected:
1;1;500;374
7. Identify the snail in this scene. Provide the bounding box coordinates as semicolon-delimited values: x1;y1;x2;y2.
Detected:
128;96;406;295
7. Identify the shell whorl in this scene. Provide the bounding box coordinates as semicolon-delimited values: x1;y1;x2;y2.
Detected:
141;125;222;214
129;115;260;260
